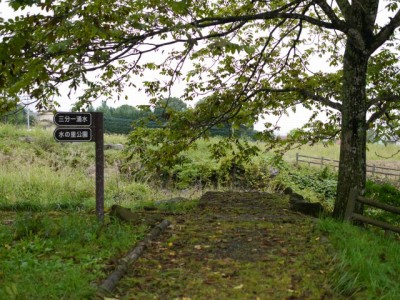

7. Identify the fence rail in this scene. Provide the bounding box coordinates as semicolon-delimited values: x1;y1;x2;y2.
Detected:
344;188;400;234
295;153;400;180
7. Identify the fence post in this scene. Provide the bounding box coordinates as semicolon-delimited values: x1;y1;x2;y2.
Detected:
344;188;358;221
321;156;324;168
296;153;299;166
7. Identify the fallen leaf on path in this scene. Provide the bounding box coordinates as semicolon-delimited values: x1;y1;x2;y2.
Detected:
233;284;244;290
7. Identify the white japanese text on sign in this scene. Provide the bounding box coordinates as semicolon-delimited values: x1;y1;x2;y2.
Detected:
54;113;92;126
54;128;92;142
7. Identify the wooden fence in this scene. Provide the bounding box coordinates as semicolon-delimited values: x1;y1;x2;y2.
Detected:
344;188;400;234
295;153;400;180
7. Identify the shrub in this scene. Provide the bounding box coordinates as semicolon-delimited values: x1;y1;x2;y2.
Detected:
366;180;400;206
289;167;337;200
365;180;400;226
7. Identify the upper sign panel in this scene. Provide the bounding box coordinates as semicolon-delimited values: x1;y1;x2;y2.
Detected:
54;112;92;126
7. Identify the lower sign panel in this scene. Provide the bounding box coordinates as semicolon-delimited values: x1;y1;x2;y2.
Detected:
54;128;92;142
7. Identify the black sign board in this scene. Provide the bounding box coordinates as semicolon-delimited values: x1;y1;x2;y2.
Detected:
53;128;92;142
53;112;104;222
54;112;92;126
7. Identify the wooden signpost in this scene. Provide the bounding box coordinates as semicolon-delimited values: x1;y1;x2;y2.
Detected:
54;112;104;221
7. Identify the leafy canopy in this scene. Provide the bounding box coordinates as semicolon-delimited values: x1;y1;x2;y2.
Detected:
0;0;400;165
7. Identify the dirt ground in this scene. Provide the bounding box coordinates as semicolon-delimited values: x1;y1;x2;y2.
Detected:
109;192;342;300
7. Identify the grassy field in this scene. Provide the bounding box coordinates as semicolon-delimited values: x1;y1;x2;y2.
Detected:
0;124;399;298
0;212;148;299
0;125;152;298
0;125;165;210
284;141;400;170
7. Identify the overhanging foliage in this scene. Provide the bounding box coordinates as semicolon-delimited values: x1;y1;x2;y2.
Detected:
1;0;400;218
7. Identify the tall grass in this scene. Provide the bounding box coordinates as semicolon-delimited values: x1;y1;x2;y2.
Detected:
318;218;400;299
0;164;94;210
0;124;160;210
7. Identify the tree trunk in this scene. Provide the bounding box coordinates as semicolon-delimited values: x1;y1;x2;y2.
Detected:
333;41;369;219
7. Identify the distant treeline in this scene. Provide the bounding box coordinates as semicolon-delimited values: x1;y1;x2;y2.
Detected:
1;104;35;126
91;98;258;138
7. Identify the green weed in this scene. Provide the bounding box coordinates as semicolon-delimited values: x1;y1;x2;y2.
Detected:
289;167;338;200
0;164;93;211
156;199;199;213
366;181;400;206
0;212;147;299
364;181;400;226
318;218;400;299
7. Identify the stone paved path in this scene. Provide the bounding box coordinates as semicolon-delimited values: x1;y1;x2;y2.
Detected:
112;192;341;300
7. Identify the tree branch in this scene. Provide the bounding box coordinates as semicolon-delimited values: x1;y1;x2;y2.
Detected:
335;0;351;20
49;20;246;76
196;10;345;31
247;87;342;111
367;94;400;108
367;102;390;124
315;0;346;28
374;149;400;159
367;94;400;124
370;9;400;54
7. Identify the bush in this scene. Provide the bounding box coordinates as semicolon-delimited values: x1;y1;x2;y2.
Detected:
124;182;153;201
366;180;400;206
173;162;215;189
289;167;337;200
365;180;400;226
